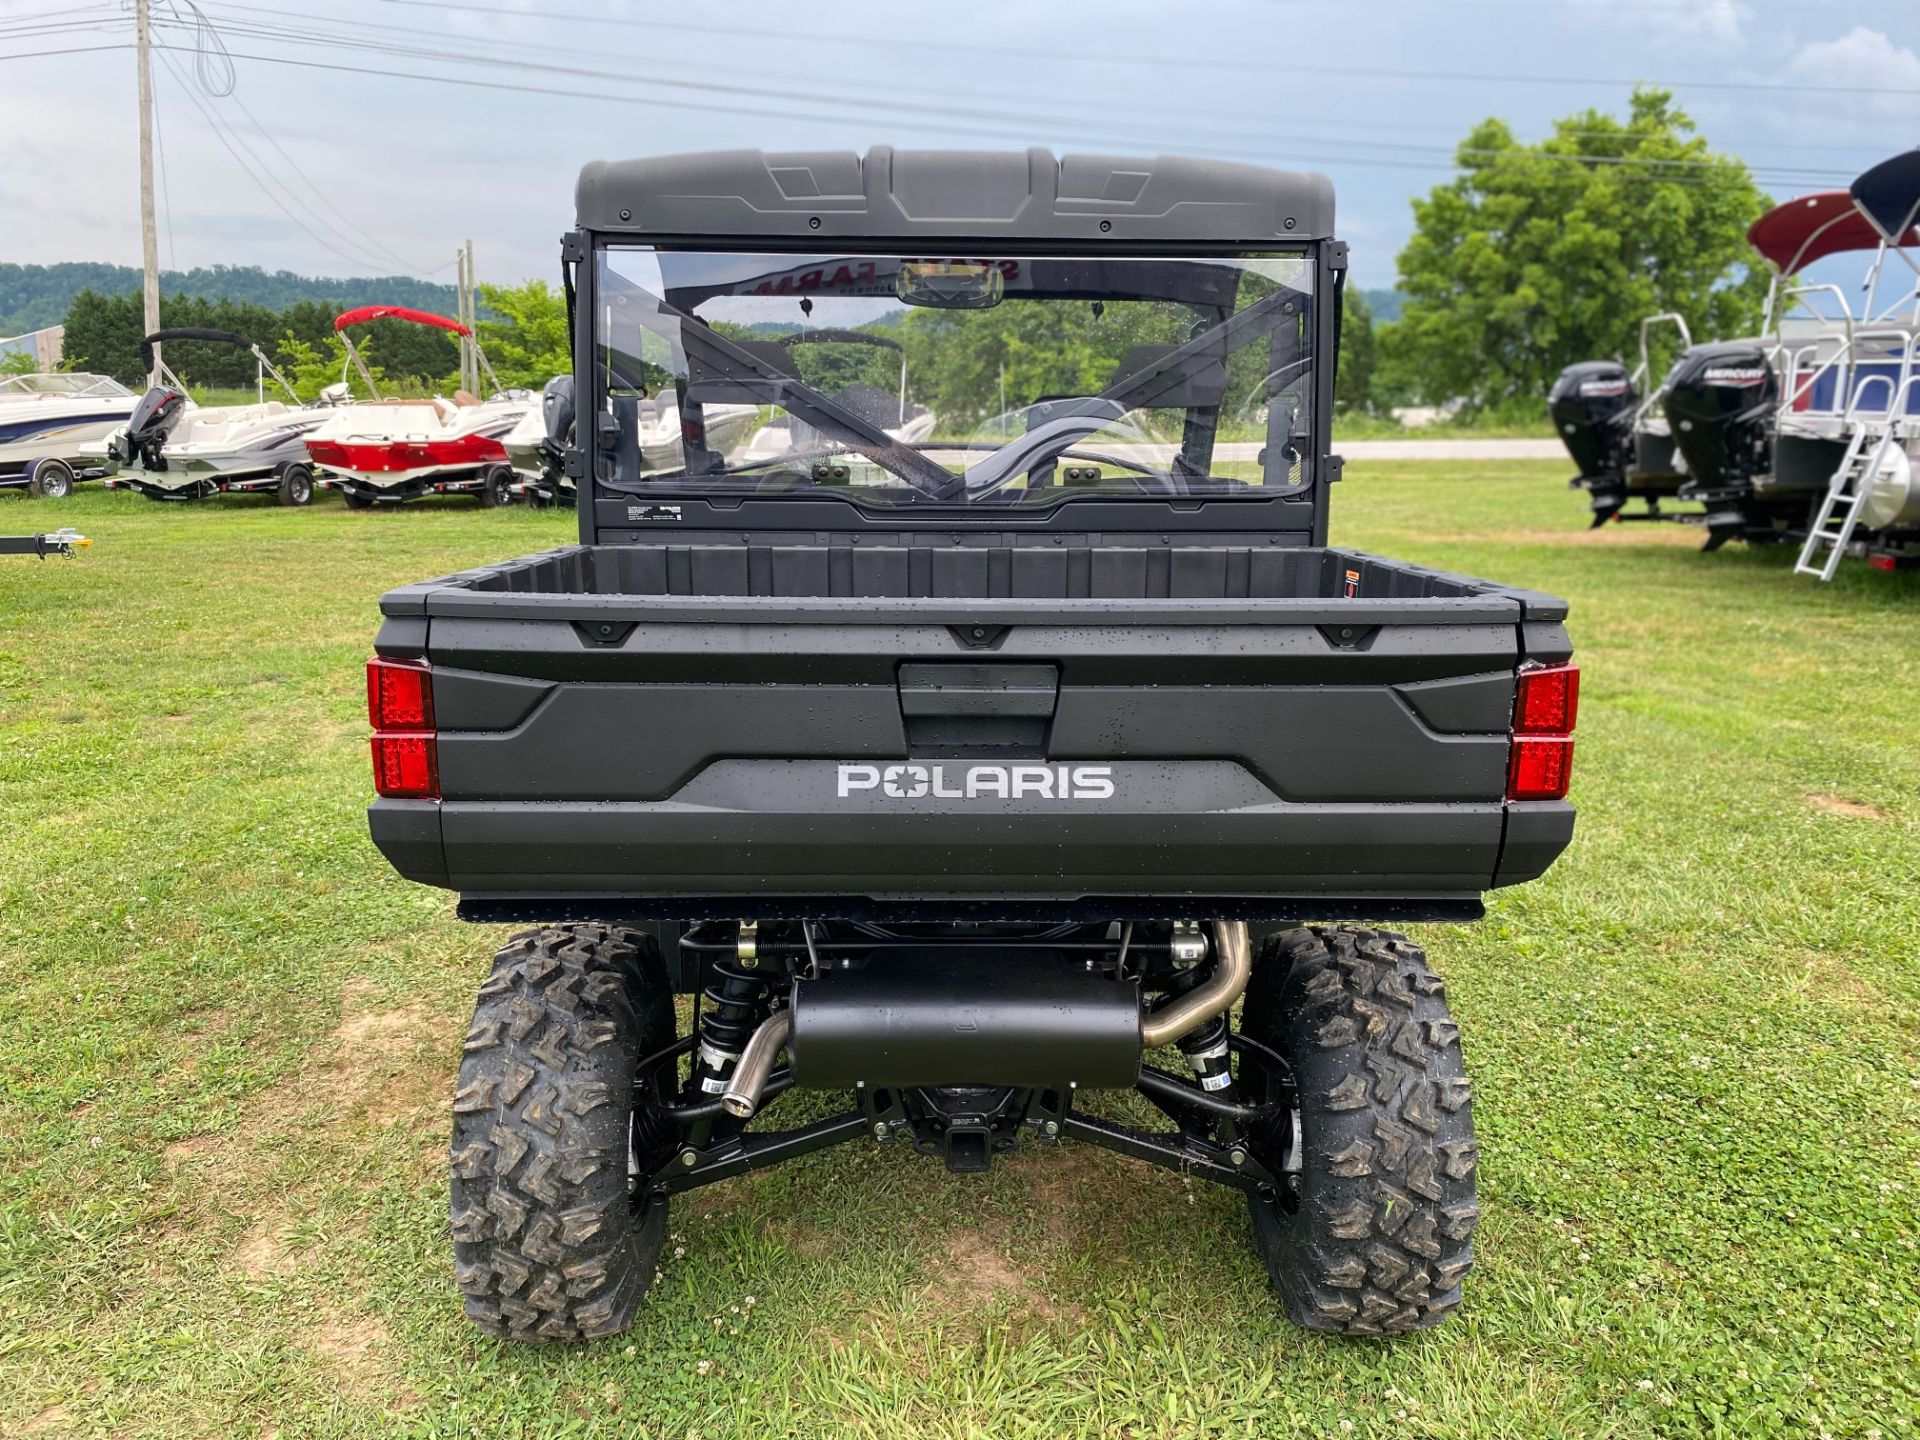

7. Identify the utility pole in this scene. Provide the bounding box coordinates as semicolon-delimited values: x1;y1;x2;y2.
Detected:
135;0;161;386
463;238;477;394
455;242;474;394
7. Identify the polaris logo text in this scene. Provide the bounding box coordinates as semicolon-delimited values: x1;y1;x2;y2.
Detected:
837;763;1115;801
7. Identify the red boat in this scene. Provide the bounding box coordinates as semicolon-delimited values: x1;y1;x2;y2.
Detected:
303;306;532;507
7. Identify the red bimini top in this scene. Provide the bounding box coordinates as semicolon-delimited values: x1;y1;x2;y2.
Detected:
334;305;472;337
1748;192;1887;276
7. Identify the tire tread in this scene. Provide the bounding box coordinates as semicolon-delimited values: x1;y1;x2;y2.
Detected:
449;923;671;1343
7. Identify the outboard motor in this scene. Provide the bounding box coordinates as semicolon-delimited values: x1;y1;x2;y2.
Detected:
1663;342;1780;549
114;385;187;471
534;374;576;505
1547;361;1636;524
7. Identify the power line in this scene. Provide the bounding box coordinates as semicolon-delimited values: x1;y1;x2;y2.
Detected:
144;41;1775;188
150;4;447;278
152;55;179;271
185;3;1872;179
220;84;434;274
0;42;130;62
373;0;1920;98
193;0;1900;168
146;28;1856;190
154;45;430;277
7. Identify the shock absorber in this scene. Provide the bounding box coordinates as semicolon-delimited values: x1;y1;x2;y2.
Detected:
1178;1014;1234;1093
695;922;777;1096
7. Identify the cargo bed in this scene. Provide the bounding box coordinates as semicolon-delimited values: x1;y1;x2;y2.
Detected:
369;538;1574;922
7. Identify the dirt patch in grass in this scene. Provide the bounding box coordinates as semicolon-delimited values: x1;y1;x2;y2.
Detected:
923;1227;1084;1331
302;1315;419;1409
930;1231;1043;1313
158;982;453;1277
174;983;450;1165
20;1405;69;1434
1021;1144;1110;1251
229;1212;301;1278
1804;792;1892;820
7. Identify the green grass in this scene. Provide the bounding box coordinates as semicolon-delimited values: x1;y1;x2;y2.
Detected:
1;473;1917;1439
1332;413;1557;441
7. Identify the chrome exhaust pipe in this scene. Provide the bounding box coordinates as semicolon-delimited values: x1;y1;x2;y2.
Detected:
1139;920;1253;1049
719;1009;791;1120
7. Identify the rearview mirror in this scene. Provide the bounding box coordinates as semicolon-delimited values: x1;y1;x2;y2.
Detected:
895;260;1004;310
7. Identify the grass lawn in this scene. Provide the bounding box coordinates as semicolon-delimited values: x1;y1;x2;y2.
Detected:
1;469;1916;1439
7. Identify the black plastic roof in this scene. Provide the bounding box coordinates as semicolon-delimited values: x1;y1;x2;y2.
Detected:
576;147;1334;246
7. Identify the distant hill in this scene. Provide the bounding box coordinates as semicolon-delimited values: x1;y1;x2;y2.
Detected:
1360;288;1404;324
0;262;460;336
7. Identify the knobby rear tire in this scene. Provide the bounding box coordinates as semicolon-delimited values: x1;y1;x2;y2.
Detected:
1240;925;1478;1334
449;924;675;1342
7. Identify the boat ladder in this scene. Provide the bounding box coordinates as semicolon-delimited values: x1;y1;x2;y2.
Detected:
1793;425;1899;581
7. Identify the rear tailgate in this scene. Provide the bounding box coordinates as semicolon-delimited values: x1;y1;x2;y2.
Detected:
370;547;1573;918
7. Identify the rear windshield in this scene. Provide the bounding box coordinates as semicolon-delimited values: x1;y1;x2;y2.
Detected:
591;247;1315;508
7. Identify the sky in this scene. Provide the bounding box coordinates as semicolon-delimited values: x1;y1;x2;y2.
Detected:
0;0;1916;293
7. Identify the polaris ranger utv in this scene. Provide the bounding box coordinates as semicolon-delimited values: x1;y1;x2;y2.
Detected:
365;149;1578;1343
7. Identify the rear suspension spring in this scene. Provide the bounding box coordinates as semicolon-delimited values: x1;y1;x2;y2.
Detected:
696;949;777;1096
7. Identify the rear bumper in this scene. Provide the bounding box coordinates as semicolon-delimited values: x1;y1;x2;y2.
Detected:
369;787;1574;922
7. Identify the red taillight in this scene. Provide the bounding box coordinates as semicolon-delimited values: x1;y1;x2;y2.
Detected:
371;733;439;798
1508;736;1575;801
1508;662;1578;801
367;656;438;800
368;656;434;730
1513;663;1579;735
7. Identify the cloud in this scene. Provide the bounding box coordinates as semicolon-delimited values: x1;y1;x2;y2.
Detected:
1787;25;1920;104
1605;0;1749;50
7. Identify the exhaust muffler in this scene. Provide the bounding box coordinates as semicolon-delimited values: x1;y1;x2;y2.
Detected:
720;920;1253;1119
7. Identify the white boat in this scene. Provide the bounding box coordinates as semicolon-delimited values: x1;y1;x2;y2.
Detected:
504;380;758;503
302;306;531;506
0;372;138;498
88;328;337;505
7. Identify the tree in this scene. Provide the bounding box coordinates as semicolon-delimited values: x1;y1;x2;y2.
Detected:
60;289;458;391
1335;287;1375;415
477;280;569;390
1389;89;1770;414
275;331;383;403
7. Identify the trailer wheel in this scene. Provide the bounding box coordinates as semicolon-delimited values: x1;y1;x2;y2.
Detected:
27;458;74;499
450;924;678;1342
276;463;315;507
478;465;512;508
1237;926;1477;1335
342;490;373;510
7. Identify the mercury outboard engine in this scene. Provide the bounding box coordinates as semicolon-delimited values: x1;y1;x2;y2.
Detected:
536;374;576;505
114;385;188;471
1663;342;1780;549
1547;361;1636;525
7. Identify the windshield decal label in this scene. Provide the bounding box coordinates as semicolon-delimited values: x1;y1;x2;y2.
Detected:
837;762;1115;801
